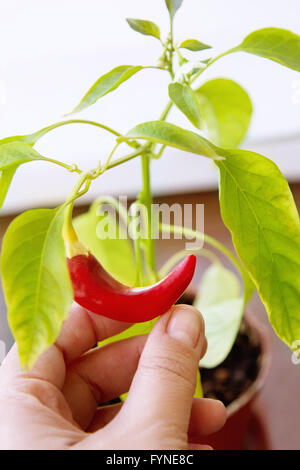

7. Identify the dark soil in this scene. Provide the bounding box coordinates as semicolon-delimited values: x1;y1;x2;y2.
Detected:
179;292;262;407
200;321;261;407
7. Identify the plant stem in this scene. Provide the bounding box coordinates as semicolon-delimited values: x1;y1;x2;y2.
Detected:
31;119;122;140
168;12;175;79
174;44;186;66
134;28;177;281
133;236;145;287
159;248;220;279
98;142;158;283
190;50;233;86
153;48;233;143
29;118;141;150
144;65;170;73
153;144;166;159
95;196;145;286
159;222;245;275
105;146;147;171
63;172;91;256
101;143;120;173
153;102;173;158
39;156;82;174
159;100;173;121
139;154;156;276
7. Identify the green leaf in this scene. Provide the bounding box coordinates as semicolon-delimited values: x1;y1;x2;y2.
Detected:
165;0;183;18
1;207;73;369
120;121;220;159
196;78;252;148
194;263;241;309
0;135;35;146
0;141;43;170
74;199;136;286
0;141;46;209
215;148;300;350
0;120;123;149
242;268;256;306
126;18;160;40
0;166;18;210
194;264;243;368
201;299;244;368
169;82;202;129
71;65;143;114
234;28;300;71
100;318;157;347
179;39;212;52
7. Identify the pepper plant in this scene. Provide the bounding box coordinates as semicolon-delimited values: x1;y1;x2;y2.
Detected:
1;0;300;379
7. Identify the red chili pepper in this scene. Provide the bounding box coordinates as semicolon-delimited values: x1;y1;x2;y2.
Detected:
67;253;196;323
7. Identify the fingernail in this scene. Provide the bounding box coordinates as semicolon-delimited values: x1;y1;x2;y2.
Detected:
167;306;204;349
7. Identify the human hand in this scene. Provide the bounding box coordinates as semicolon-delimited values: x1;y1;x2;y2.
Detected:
0;303;226;450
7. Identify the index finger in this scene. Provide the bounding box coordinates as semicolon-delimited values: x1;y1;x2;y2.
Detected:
0;303;132;388
56;303;132;363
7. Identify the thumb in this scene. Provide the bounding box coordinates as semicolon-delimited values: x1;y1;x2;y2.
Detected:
123;305;206;442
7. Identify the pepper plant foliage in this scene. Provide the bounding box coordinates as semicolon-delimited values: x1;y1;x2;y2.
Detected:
1;0;300;370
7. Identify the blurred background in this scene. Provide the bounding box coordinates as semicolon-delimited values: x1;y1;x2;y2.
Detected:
0;0;300;449
0;0;300;213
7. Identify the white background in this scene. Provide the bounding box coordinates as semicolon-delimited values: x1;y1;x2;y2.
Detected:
0;0;300;213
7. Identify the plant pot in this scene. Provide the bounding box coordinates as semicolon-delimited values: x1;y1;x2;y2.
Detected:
181;291;271;450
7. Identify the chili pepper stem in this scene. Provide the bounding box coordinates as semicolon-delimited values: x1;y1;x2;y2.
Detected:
63;216;88;258
159;248;221;279
63;172;90;258
139;154;157;282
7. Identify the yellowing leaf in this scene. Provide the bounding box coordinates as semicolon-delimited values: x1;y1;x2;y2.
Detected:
235;27;300;71
215;148;300;350
194;264;243;368
74;199;136;286
1;207;73;369
196;78;252;148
